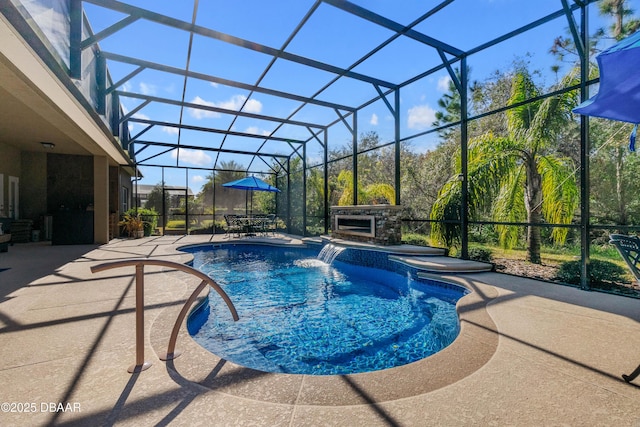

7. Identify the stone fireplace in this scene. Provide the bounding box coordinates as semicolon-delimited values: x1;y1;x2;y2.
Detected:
330;205;402;245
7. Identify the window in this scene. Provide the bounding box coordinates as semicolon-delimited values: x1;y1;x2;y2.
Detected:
121;186;129;213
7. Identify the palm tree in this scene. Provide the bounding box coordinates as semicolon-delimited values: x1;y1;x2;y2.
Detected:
599;0;640;39
196;161;246;214
431;68;579;264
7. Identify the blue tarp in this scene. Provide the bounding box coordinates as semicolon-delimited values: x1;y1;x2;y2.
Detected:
574;30;640;124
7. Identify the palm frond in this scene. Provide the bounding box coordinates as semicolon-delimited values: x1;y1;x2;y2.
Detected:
430;178;462;247
492;165;526;249
507;71;541;136
538;155;580;244
467;134;520;213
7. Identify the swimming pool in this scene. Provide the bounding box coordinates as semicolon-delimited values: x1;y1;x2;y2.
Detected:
184;243;466;375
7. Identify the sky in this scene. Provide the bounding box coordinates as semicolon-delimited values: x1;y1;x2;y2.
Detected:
54;0;639;192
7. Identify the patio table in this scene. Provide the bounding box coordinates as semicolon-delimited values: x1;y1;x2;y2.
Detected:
234;216;268;236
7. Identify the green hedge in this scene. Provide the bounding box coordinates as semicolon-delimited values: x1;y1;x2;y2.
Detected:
555;259;630;286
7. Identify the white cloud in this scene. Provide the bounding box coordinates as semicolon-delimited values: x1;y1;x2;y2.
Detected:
242;98;262;113
245;126;270;136
192;175;205;183
129;113;150;132
189;96;219;119
162;126;179;135
437;75;452;92
217;95;262;113
188;95;262;119
370;113;378;126
139;82;157;95
407;104;437;130
171;148;212;167
121;81;133;93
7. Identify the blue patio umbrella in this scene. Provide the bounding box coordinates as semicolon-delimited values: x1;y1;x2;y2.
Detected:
573;30;640;150
222;176;280;215
222;176;280;193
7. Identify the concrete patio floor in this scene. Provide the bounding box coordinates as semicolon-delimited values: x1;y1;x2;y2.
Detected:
0;235;639;426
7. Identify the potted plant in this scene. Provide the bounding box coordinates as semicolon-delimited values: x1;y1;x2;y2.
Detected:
119;213;145;238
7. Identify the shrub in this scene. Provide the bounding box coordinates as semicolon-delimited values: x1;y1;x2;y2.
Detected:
119;213;144;238
468;225;498;245
555;259;631;286
165;220;186;229
402;233;430;247
468;247;493;263
126;208;158;236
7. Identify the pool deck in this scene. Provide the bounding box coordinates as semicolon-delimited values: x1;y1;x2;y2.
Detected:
0;234;639;426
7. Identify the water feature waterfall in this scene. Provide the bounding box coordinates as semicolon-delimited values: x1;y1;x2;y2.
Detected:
317;243;346;265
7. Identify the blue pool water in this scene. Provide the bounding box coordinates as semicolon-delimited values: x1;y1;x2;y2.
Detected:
184;244;465;375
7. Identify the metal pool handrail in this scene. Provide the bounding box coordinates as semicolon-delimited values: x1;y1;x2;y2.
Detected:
91;259;239;373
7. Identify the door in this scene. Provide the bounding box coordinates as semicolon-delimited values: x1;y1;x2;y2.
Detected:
8;176;18;219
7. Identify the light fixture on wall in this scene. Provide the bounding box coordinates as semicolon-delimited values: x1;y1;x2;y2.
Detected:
40;142;55;149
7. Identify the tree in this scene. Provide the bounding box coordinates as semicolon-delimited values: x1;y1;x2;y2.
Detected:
432;71;462;140
145;182;170;216
591;0;640;226
431;68;579;264
356;131;395;189
305;167;326;230
550;0;640;228
252;173;280;215
327;131;398;206
335;170;395;206
196;161;246;215
598;0;640;39
400;140;458;221
431;67;477;140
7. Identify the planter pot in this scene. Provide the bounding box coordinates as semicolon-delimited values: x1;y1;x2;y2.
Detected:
134;230;144;239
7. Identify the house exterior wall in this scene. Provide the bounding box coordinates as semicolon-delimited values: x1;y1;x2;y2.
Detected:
20;151;47;225
0;143;21;218
94;156;108;244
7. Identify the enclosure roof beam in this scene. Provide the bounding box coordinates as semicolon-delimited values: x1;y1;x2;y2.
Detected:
561;0;585;59
80;13;140;50
128;117;306;144
466;1;596;57
322;0;464;57
101;52;357;112
85;0;396;88
133;140;290;159
116;91;326;129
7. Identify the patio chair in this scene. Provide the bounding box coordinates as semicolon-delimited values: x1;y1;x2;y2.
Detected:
264;214;276;236
224;215;242;238
609;234;640;383
609;234;640;283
